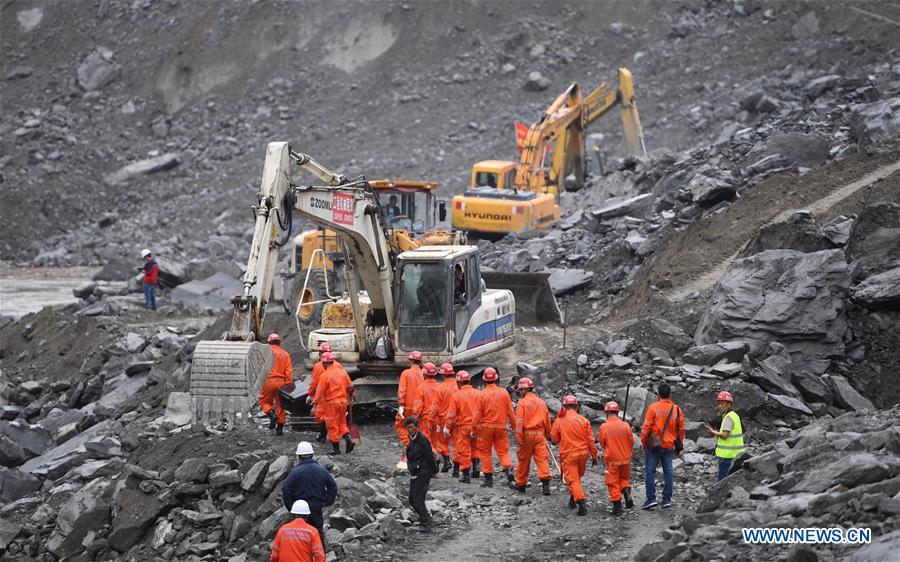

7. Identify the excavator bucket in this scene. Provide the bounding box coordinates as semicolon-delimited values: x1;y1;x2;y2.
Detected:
190;340;273;427
482;271;562;325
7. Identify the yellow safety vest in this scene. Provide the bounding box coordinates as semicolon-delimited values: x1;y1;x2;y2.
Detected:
715;410;745;459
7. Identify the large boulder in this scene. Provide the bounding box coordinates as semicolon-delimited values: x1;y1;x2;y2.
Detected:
792;453;889;493
107;477;173;552
0;467;42;502
619;317;693;355
76;48;116;91
46;477;114;558
104;153;181;185
766;132;830;167
850;266;900;310
20;420;115;479
849;97;900;148
846;202;900;280
261;455;291;494
738;212;835;258
163;392;192;426
0;421;54;464
789;371;832;404
682;341;748;366
694;249;850;359
822;374;875;412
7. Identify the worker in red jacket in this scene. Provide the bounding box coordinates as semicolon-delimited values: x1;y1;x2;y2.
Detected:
431;362;459;473
598;401;635;515
314;352;355;455
550;395;598;516
139;248;159;310
306;342;343;443
270;500;325;562
473;367;516;488
512;377;552;495
258;333;293;435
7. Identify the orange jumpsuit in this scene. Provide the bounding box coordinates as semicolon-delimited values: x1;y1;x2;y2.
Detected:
550;409;598;502
514;392;552;487
395;364;423;446
308;359;343;424
432;377;459;459
445;385;478;470
418;377;441;450
474;383;516;474
314;364;353;444
270;518;325;562
598;416;634;502
258;344;293;425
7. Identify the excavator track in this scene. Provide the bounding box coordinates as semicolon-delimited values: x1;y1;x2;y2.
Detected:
190;340;273;427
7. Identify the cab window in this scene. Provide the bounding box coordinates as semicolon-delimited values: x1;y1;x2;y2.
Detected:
474;171;498;188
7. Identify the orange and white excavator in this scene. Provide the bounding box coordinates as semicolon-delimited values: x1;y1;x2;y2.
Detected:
452;68;646;237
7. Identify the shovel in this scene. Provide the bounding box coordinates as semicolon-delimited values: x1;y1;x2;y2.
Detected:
347;399;361;447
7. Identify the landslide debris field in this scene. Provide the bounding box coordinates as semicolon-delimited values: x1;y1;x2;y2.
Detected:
2;1;899;562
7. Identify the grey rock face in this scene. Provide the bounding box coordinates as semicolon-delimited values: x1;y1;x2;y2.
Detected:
850;267;900;309
695;249;850;358
823;374;875;412
682;341;748;366
47;478;114;558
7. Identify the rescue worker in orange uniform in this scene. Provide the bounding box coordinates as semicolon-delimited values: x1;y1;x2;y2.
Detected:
512;377;552;495
473;367;516;488
444;370;478;483
417;362;441;452
432;362;459;474
313;352;355;455
306;342;343;443
396;351;425;451
270;500;325;562
550;395;599;516
598;401;635;515
258;333;293;436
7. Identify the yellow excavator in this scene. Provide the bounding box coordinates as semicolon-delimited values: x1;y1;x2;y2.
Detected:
452;68;646;236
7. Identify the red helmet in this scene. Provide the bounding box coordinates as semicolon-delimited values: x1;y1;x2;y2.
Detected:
456;370;471;382
408;351;423;362
439;362;455;376
604;401;620;413
516;377;534;390
717;391;734;403
482;367;498;382
320;351;335;363
563;395;578;406
267;333;281;344
423;362;438;376
318;342;331;352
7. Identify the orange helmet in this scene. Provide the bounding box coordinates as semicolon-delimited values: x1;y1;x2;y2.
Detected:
604;401;620;413
516;377;534;390
318;342;331;352
717;391;734;403
456;370;471;382
439;362;455;376
408;351;423;362
563;395;578;406
267;333;282;344
321;351;335;363
482;367;498;382
423;362;438;376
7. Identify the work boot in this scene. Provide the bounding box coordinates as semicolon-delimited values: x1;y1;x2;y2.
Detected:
504;466;516;487
460;469;471;483
417;520;432;533
267;410;277;430
541;479;551;496
610;500;623;516
441;455;452;473
568;495;576;509
452;462;460;478
623;487;634;509
332;442;341;455
344;434;355;454
471;459;481;479
515;484;527;493
480;473;493;488
577;500;588;516
316;422;327;443
275;423;284;436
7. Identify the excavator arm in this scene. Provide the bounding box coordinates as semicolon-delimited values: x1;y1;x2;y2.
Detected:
582;68;646;157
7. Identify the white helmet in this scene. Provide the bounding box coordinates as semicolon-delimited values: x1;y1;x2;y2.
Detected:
290;500;311;515
140;248;152;258
295;441;314;456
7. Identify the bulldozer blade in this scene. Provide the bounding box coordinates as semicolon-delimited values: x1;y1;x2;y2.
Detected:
190;340;273;427
482;270;562;325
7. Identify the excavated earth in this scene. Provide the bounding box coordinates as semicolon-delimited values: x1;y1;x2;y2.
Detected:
1;1;900;562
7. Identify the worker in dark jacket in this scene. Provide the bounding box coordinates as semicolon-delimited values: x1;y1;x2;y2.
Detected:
282;441;337;546
405;416;439;532
139;248;159;310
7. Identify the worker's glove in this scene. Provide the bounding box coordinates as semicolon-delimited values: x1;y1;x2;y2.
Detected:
398;406;405;418
591;458;598;467
305;396;313;405
443;427;451;437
